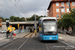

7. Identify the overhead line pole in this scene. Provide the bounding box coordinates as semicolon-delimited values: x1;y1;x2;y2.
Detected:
34;14;37;37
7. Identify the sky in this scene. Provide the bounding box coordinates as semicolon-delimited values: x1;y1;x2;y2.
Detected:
0;0;51;18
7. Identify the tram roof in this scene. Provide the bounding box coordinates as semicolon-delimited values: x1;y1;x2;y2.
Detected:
39;17;57;21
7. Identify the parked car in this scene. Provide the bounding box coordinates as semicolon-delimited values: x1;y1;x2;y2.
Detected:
1;30;6;34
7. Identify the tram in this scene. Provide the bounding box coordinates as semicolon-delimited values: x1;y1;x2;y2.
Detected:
38;17;58;41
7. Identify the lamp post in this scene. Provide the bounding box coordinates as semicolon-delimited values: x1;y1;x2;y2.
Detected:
34;14;37;36
59;7;65;18
68;0;71;10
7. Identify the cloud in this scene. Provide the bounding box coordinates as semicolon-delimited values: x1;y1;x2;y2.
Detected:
20;10;46;18
0;0;51;18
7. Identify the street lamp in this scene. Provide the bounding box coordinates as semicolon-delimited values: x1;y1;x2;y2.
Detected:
34;14;37;36
59;7;65;18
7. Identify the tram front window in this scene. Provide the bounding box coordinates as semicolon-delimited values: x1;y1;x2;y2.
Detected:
43;21;57;35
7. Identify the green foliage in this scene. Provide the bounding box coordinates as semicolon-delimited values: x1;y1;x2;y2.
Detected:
0;17;5;22
10;16;15;22
27;14;46;21
20;17;25;21
57;19;61;28
58;8;75;30
1;14;46;22
14;17;20;22
10;16;25;22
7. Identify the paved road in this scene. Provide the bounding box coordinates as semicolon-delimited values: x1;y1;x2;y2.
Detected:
0;37;75;50
0;33;75;50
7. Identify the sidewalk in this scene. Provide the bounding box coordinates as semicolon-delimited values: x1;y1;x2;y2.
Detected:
0;32;28;46
59;33;75;47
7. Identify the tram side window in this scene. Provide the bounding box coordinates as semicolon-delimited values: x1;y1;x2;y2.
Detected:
39;27;42;33
38;20;42;33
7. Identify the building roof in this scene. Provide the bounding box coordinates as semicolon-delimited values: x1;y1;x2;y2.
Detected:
47;0;75;10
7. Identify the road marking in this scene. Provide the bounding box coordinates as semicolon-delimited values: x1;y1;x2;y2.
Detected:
59;37;63;39
18;33;34;50
59;40;75;49
0;37;6;40
18;38;28;50
45;44;49;50
1;39;19;50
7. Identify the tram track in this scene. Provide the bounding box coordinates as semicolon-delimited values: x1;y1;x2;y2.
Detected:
23;33;31;38
0;32;34;50
18;33;34;50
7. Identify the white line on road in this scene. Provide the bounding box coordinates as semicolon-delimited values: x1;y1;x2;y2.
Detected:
59;40;75;49
1;39;19;50
58;37;63;39
18;38;29;50
0;37;6;40
45;44;49;50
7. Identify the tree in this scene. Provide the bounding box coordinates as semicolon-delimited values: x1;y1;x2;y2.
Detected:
10;16;15;22
27;14;46;21
14;17;20;22
20;17;25;21
0;17;5;22
58;8;75;30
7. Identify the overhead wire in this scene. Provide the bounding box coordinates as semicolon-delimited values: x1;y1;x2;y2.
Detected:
17;0;27;18
9;0;27;21
45;0;50;17
17;0;27;21
9;0;24;14
18;0;26;13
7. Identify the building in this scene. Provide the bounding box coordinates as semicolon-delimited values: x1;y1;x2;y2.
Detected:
47;0;75;19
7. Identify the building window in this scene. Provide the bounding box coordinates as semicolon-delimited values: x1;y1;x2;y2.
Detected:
56;2;59;6
72;2;75;6
61;2;64;6
67;8;69;12
61;9;65;12
56;15;59;18
66;2;69;6
56;9;59;12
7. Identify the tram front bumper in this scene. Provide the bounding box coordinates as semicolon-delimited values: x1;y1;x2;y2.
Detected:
42;35;58;40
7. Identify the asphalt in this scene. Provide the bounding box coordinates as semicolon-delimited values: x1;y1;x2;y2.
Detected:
0;33;75;50
20;38;47;50
0;32;28;46
2;38;27;50
0;37;75;50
